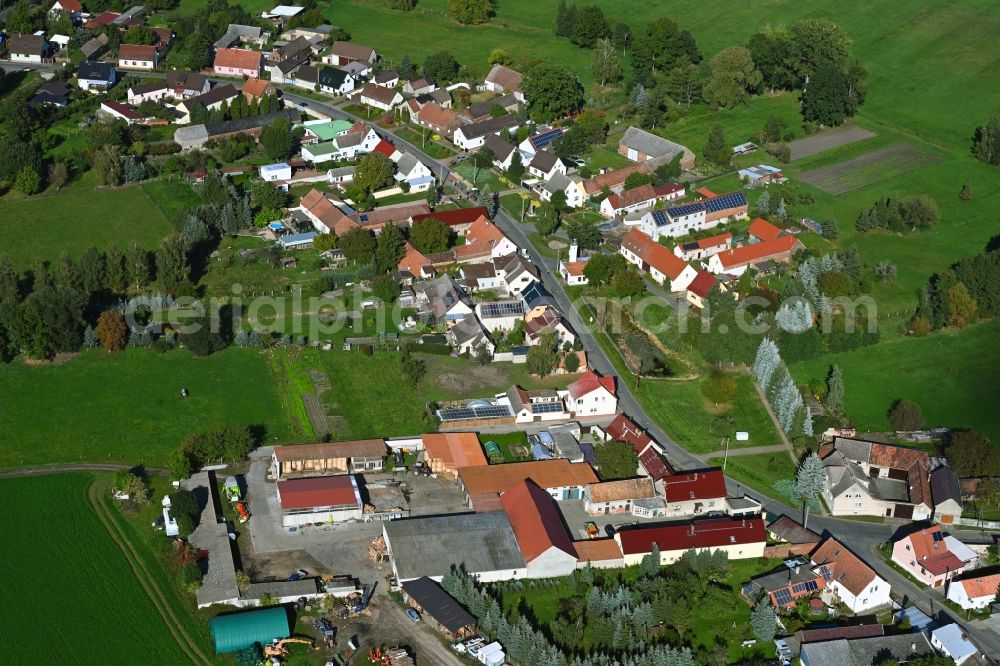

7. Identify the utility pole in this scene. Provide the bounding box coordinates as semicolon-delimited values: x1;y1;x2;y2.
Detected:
722;436;731;472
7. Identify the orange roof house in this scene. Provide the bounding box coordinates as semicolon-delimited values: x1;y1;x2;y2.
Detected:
397;242;433;277
500;479;577;566
708;235;803;274
748;217;783;242
458;459;598;505
422;432;488;477
213;48;263;76
241;77;275;100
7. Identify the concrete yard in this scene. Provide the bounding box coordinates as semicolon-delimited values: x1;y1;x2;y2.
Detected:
557;499;673;540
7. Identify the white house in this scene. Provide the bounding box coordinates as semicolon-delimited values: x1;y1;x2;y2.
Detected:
616;518;766;567
483;134;518;172
527;150;566;181
301;124;381;164
891;525;977;589
502;480;579;579
930;623;979;666
452;115;519;151
357;82;403;111
482;64;524;102
539;173;586;209
947;572;1000;610
76;60;117;92
639;192;748;241
260;163;292;182
7;34;49;63
618;228;698;292
50;0;84;20
564;370;617;418
810;538;892;614
392;152;433;190
372;69;399;88
584;478;656;516
118;44;158;70
673;232;733;261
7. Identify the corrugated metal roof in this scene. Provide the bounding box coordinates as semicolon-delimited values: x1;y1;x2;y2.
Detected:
210;606;290;653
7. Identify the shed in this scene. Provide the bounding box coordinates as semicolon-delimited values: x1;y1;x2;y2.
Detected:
277;232;318;249
210;606;291;653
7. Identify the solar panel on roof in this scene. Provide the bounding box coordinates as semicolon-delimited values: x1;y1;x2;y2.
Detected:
652;210;669;226
530;128;563;149
773;589;793;605
791;580;818;593
532;402;564;414
438;404;514;421
705;191;747;212
932;531;944;542
667;201;707;218
479;301;525;318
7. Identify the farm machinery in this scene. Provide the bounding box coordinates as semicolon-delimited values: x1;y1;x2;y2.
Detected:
262;637;314;658
312;617;336;648
223;476;241;503
235;501;250;523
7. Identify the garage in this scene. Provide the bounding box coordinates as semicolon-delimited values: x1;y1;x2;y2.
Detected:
277;474;364;527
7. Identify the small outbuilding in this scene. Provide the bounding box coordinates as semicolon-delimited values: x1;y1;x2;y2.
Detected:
210;606;291;653
401;577;477;639
276;474;363;527
260;162;292;182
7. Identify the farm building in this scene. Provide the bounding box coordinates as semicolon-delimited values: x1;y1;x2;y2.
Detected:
401;577;477;639
615;517;767;566
383;512;527;582
584;477;656;516
457;459;598;507
618;126;695;169
501;479;579;578
210;606;291;653
276;474;363;527
737;164;783;187
421;432;488;477
271;440;387;478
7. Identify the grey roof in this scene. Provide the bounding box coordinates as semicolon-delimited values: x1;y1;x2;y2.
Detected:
450;317;488;346
275;36;313;59
185;471;240;607
80;33;109;58
165;69;207;91
467;92;519;119
214;24;263;49
529;149;559;173
374;69;398;84
384;512;526;580
482;134;516;162
542;171;572;194
931;466;963;507
747;560;821;595
457;114;518;140
831;437;875;462
130;80;168;95
767;515;821;545
619;126;690;160
272;50;310;74
328;166;355;178
176;109;299;147
113;7;145;24
186;83;238;109
395;152;422;175
401;577;476;633
77;60;116;82
799;633;933;666
295;64;318;84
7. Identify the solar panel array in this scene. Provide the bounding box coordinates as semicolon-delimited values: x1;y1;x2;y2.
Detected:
666;201;707;218
773;589;793;605
438;404;514;421
652;210;669;226
532;402;564;414
791;580;818;593
479;301;525;318
705;191;747;212
820;565;833;582
531;128;563;150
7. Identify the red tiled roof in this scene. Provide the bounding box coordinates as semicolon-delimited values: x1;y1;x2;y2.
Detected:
696;187;717;198
574;538;623;563
639;448;672;481
692;232;733;249
422;432;488;470
464;216;506;246
606;413;653;454
686;270;717;299
618;518;765;556
119;44;156;61
959;572;1000;600
607;183;657;210
713;235;802;270
621;228;691;280
242;77;273;98
583;163;649;195
277;474;360;510
101;101;143;120
214;48;262;71
458;459;598;496
372;139;397;157
566;370;616;400
417;102;460;132
412;207;490;226
500;479;576;562
360;82;399;105
85;11;120;28
55;0;83;11
661;470;727;502
748;218;782;242
562;260;587;277
397;242;432;275
900;526;969;575
653;183;684;197
810;538;879;596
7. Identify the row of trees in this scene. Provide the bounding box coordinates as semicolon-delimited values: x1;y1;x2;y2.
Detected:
168;425;260;479
855;195;939;233
914;243;1000;332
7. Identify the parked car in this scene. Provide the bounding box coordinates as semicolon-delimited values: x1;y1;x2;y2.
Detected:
405;608;421;622
604;524;616;537
573;159;586;168
453;154;469;163
288;568;309;581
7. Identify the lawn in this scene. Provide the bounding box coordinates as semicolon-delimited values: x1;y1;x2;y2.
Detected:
453;162;507;193
0;175;197;268
479;431;531;463
789;319;1000;441
707;453;798;506
271;348;582;440
0;473;199;664
0;348;292;468
392;127;456;159
197;235;331;296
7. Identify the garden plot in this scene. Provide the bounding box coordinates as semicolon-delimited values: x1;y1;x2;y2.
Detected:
797;143;943;194
787;125;876;160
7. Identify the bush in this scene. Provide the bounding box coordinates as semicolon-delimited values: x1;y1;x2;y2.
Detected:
889;399;924;430
702;373;738;404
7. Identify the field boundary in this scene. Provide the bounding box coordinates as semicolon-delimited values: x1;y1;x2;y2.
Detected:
797;143;943;194
88;480;208;665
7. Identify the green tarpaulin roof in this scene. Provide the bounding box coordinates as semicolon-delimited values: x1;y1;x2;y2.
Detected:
210;606;291;653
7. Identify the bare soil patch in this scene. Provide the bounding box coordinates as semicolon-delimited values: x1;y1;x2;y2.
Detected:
433;363;509;394
797;143;942;194
788;125;876;160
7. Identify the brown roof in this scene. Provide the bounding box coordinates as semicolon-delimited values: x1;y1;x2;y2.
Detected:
574;538;624;563
810;537;880;596
329;40;376;63
273;440;387;462
417;102;461;133
7;33;46;56
621;228;691;281
422;433;488;470
713;235;803;270
354;201;429;229
869;442;932;508
359;82;398;105
767;515;821;545
119;44;156;61
583;163;649;195
459;459;598;496
242;77;274;98
486;64;523;93
607;184;657;210
587;478;655;503
301;188;353;233
214;48;262;71
500;479;576;562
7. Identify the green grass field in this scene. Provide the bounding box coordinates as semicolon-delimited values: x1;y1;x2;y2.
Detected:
789;319;1000;440
0;175;198;268
707;453;798;505
0;473;194;664
0;348;292;468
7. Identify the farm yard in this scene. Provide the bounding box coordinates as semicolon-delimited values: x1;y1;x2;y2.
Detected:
0;348;291;468
0;473;207;664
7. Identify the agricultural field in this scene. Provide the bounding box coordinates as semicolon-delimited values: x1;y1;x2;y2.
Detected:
270;347;585;440
789;319;1000;441
0;174;197;268
0;348;291;468
797;143;945;195
0;473;203;664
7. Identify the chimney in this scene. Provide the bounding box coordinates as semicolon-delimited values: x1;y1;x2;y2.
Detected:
568;241;579;263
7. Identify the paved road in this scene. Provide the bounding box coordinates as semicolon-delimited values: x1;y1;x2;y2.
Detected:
0;59;63;75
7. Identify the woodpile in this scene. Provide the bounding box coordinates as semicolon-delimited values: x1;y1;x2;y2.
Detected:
387;648;414;666
368;536;387;562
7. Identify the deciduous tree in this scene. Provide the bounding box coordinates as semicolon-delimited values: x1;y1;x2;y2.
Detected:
355;152;395;192
947;282;977;328
947;430;997;478
703;124;729;165
96;309;128;351
702;46;761;109
591;38;622;86
259;118;294;160
423;50;461;83
521;63;584;121
374;222;406;274
594;440;639;480
339;227;377;265
409;218;450;254
449;0;494;25
972;115;1000;165
155;234;190;293
889;399;924;430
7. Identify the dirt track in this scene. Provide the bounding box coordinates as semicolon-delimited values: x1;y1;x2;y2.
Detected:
0;463;169;478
